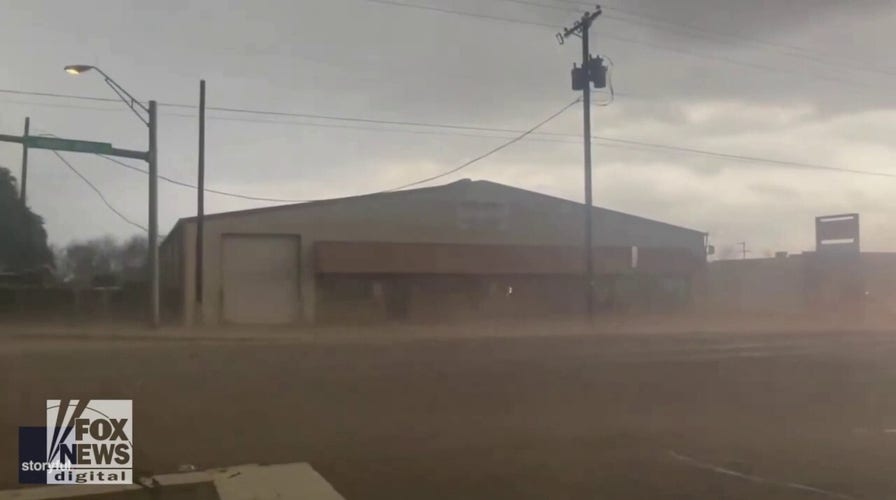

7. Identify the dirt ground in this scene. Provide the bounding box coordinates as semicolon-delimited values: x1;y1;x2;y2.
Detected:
3;326;896;499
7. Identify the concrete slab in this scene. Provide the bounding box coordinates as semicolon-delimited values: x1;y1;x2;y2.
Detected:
212;463;344;500
0;463;344;500
0;483;144;499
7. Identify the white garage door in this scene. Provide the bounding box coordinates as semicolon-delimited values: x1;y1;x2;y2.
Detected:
221;235;300;324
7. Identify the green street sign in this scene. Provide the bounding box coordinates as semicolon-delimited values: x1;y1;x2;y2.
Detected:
25;136;114;155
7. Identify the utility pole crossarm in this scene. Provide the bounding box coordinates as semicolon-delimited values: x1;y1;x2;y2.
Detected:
556;6;601;43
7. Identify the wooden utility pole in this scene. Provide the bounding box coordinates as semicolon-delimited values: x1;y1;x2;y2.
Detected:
196;80;206;323
148;100;159;327
20;117;29;204
557;5;605;321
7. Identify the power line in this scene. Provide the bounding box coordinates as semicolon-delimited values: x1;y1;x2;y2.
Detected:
361;0;557;28
0;88;122;104
32;130;312;203
89;115;896;183
85;100;582;197
493;0;578;13
3;89;592;138
2;95;593;137
20;93;896;181
192;108;896;180
199;112;582;141
0;98;126;113
1;89;583;135
387;97;582;190
44;116;896;224
98;98;582;199
174;104;896;180
196;105;596;134
601;11;896;79
0;92;785;152
97;154;311;203
359;0;888;91
3;6;889;214
590;136;896;179
41;96;583;204
1;5;888;112
555;0;896;76
599;32;879;90
50;151;148;232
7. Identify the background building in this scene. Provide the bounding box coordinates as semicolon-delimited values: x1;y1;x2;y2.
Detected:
160;180;707;325
704;252;896;318
703;213;896;319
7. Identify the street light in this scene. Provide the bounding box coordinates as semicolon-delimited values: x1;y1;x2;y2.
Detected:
64;64;160;328
64;64;151;126
63;65;93;75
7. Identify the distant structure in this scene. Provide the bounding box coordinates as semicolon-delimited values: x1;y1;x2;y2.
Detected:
160;180;707;326
815;213;860;254
704;212;896;319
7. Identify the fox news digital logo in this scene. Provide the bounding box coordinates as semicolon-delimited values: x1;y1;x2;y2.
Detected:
19;400;132;484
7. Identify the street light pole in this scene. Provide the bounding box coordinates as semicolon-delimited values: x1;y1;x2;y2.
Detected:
64;64;159;327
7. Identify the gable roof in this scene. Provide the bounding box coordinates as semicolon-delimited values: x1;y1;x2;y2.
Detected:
465;180;705;236
162;179;704;248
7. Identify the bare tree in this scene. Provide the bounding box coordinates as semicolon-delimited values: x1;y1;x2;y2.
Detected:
716;245;738;261
57;235;147;286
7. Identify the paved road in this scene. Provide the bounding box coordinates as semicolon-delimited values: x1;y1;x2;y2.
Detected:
3;330;896;498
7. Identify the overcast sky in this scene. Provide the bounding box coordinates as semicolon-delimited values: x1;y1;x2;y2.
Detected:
1;0;895;257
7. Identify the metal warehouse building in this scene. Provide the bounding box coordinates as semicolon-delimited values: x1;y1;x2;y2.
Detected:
160;180;706;325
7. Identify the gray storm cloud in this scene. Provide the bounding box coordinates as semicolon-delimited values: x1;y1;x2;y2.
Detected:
0;0;894;254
